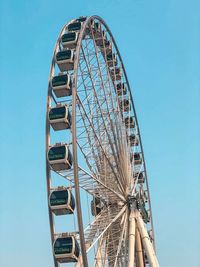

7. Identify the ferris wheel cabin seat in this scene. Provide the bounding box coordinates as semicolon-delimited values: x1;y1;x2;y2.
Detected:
48;144;72;171
55;49;75;72
49;188;75;216
49;105;71;131
51;73;72;98
53;235;80;263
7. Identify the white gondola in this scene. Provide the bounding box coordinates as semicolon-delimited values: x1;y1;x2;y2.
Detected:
91;196;103;216
95;30;106;46
51;73;72;98
133;152;142;165
119;98;131;112
125;117;135;128
49;187;75;215
139;187;148;203
76;16;87;22
129;134;139;146
110;67;122;81
134;172;145;184
53;235;80;263
92;22;102;39
137;199;150;224
99;38;112;55
55;49;75;72
76;17;91;35
48;144;72;171
61;32;79;49
49;105;71;131
125;116;135;128
106;53;118;67
116;82;127;95
68;21;83;32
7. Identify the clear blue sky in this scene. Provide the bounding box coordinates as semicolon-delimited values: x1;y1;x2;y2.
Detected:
0;0;199;267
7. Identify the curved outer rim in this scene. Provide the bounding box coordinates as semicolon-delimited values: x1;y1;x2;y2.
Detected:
45;19;76;267
46;15;155;267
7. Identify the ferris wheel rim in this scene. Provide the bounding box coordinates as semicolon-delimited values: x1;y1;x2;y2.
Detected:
45;18;78;267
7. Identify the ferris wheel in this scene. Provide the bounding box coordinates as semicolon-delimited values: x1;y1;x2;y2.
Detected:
46;15;159;267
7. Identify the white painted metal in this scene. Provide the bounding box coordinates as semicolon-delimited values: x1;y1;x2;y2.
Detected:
135;227;144;267
136;212;159;267
128;211;136;267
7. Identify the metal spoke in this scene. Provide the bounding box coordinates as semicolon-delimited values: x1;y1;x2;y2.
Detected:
54;167;125;202
79;44;125;194
84;205;127;253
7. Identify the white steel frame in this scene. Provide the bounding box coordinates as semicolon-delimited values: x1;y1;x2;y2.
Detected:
46;15;159;267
